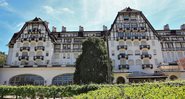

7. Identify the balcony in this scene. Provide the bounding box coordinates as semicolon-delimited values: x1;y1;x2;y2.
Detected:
20;47;30;51
141;54;152;59
21;38;29;42
140;36;149;40
18;56;29;61
142;64;153;69
35;46;45;51
118;64;129;70
118;53;128;60
33;56;44;60
117;45;127;50
29;37;46;42
28;29;41;34
38;37;46;42
140;45;150;50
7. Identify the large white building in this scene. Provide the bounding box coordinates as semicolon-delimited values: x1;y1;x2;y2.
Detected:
0;7;185;85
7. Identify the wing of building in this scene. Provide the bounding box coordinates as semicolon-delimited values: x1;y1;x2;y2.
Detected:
0;7;185;85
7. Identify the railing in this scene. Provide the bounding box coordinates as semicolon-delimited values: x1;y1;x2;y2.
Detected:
162;47;185;51
116;36;149;41
118;54;128;60
117;45;127;50
18;56;29;61
142;64;153;69
20;47;30;51
141;54;152;59
140;45;150;50
118;64;129;70
35;46;45;51
33;56;44;60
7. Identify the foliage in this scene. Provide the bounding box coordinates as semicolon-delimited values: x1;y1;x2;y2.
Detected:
0;84;101;98
1;81;185;98
74;37;112;84
0;51;6;65
74;80;185;99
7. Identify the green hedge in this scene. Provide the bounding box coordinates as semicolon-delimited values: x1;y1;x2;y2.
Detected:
1;80;185;99
74;80;185;99
0;84;101;99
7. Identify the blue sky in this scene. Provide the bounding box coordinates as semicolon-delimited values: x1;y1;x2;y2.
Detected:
0;0;185;53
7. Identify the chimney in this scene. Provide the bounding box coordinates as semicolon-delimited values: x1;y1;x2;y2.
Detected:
52;26;57;32
79;26;84;31
62;26;66;32
103;25;107;31
164;24;170;30
181;24;185;30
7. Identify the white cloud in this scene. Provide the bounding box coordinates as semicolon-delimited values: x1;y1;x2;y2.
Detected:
0;0;8;7
42;5;74;14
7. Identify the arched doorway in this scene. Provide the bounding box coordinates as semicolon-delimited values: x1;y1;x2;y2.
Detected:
116;77;125;84
9;74;44;85
169;75;178;81
52;74;73;85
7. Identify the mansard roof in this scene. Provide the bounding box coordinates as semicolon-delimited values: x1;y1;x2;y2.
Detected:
110;7;160;39
8;17;57;47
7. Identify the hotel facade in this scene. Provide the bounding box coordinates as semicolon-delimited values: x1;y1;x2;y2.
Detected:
0;7;185;85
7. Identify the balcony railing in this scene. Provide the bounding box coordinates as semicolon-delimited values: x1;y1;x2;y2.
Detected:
162;47;185;51
141;54;152;59
140;45;150;50
28;29;41;34
116;36;149;41
118;54;128;60
117;45;127;50
33;56;44;60
20;47;30;51
18;56;29;61
29;37;46;42
118;64;129;70
142;64;153;69
35;46;45;51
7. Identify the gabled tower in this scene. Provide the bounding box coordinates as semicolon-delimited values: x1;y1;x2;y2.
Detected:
108;7;163;74
7;17;56;67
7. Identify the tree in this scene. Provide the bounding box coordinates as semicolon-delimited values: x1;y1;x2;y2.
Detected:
0;51;6;65
74;37;112;84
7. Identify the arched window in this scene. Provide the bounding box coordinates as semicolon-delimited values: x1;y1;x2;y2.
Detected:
143;59;150;64
127;50;133;55
52;74;73;85
22;52;28;56
126;41;132;46
128;59;134;65
133;41;140;46
23;42;29;47
119;41;125;45
38;42;43;46
9;74;44;85
141;41;147;45
135;50;140;55
36;51;43;56
136;59;142;65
